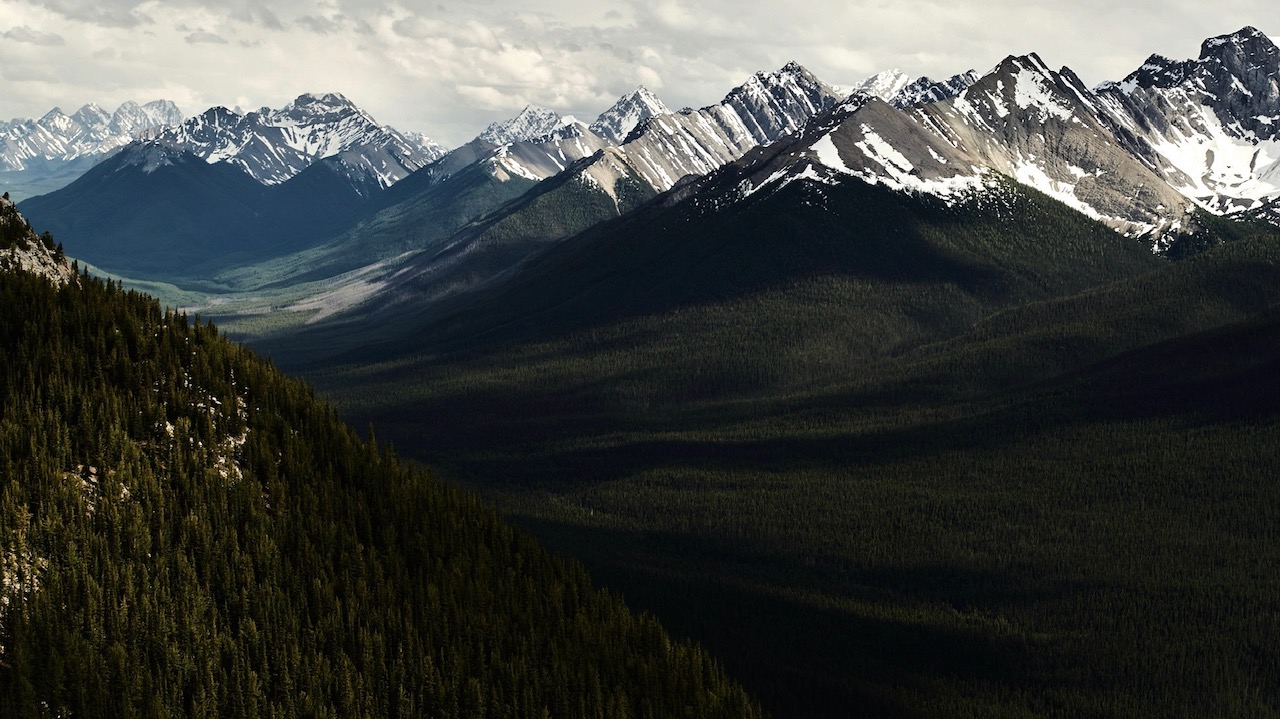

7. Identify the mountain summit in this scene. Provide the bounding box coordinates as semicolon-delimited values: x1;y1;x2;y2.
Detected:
590;87;671;144
140;92;446;188
1097;25;1280;214
477;105;564;145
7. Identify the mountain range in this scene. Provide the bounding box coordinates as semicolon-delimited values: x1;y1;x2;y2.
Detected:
249;28;1280;719
137;92;447;189
16;28;1279;320
5;25;1280;719
0;99;183;201
251;27;1280;346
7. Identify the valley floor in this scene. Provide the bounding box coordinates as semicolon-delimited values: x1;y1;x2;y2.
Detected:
295;269;1280;718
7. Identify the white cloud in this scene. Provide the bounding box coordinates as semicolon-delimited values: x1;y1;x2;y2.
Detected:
296;15;343;34
30;0;151;27
3;24;65;44
184;29;226;44
455;85;522;111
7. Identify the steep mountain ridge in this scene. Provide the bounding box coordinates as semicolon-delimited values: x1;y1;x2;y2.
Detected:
857;69;914;102
480;63;842;195
477;105;564;145
589;87;672;144
0;99;182;173
916;53;1194;239
1095;26;1280;215
690;54;1196;246
891;70;982;108
140;92;446;189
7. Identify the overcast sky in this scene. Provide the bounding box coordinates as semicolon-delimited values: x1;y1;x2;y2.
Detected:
0;0;1275;146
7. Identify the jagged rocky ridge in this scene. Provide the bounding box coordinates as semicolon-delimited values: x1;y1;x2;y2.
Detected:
891;71;982;108
212;32;1280;329
672;55;1188;246
136;92;447;189
477;105;566;145
1094;26;1280;216
703;29;1280;248
501;28;1279;252
476;61;846;210
0;99;183;201
0;99;182;172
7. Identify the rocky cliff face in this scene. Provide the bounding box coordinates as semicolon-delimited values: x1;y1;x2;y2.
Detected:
1095;26;1280;214
0;194;75;285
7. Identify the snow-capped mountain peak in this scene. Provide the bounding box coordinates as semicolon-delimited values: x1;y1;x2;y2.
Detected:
37;108;76;136
1200;25;1276;60
400;130;448;160
891;71;981;108
1;98;187;199
856;69;913;103
1095;25;1280;216
590;86;671;144
71;103;111;131
477;105;563;146
140;92;443;188
110;100;184;137
278;92;361;122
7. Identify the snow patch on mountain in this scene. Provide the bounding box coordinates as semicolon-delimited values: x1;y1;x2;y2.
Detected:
1096;26;1280;214
1011;67;1076;121
819;125;990;205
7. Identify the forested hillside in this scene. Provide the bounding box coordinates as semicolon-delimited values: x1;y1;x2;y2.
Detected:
0;198;762;718
297;177;1280;717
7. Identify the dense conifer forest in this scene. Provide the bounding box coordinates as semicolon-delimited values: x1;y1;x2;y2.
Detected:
0;198;763;717
298;179;1280;718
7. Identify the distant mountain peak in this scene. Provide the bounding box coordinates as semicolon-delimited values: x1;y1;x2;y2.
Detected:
631;85;661;101
725;61;834;111
590;86;671;145
38;108;70;126
891;71;980;108
140;94;442;188
1201;25;1276;58
1109;53;1193;89
990;52;1054;78
478;105;563;145
778;60;811;77
287;91;357;112
71;103;110;128
856;69;913;102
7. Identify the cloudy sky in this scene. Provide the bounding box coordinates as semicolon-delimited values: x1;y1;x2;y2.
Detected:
0;0;1275;146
